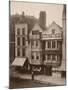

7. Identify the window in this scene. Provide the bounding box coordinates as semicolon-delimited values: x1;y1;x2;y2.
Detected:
31;41;34;46
32;31;38;35
47;54;51;60
22;28;25;35
17;28;20;35
57;41;59;48
48;41;51;48
22;37;25;46
17;37;20;45
45;55;46;60
17;48;20;57
57;55;59;61
45;42;46;48
36;41;38;46
58;41;61;49
52;29;55;34
52;55;55;61
52;41;55;48
36;55;39;59
22;48;25;57
31;55;34;59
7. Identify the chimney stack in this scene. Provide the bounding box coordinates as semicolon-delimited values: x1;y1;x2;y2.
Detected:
39;11;46;29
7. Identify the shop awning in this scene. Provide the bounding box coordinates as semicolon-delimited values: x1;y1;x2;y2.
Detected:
12;58;26;67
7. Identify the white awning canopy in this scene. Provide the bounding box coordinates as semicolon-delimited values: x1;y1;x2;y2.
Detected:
12;58;26;67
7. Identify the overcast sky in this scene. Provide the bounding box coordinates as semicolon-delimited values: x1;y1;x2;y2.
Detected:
10;1;63;27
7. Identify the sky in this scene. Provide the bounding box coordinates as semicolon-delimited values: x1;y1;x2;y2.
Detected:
10;1;63;27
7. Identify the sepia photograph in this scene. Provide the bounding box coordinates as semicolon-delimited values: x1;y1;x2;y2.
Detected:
9;1;66;89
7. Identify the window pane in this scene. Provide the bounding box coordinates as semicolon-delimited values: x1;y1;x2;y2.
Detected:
52;41;55;48
31;41;34;46
47;54;51;60
45;42;46;48
22;37;25;46
48;41;51;48
52;55;55;60
17;37;20;45
31;54;34;59
36;41;38;46
36;55;39;59
32;31;39;35
17;28;20;35
52;29;55;34
22;48;25;57
17;48;20;56
45;55;46;60
31;52;34;59
22;28;25;35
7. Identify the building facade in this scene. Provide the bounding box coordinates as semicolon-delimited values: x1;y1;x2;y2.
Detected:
15;23;28;58
12;5;66;77
42;21;63;75
29;23;43;72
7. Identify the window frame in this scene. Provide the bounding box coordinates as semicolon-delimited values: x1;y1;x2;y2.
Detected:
17;48;20;57
52;29;55;34
22;28;25;35
48;41;51;48
52;41;55;48
22;37;25;46
52;55;56;61
36;55;39;59
47;54;51;60
17;37;20;46
22;48;25;57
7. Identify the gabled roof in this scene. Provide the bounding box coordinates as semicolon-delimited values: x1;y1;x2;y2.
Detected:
31;22;43;32
48;21;62;30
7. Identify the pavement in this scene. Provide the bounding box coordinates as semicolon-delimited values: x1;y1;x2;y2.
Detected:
11;71;66;86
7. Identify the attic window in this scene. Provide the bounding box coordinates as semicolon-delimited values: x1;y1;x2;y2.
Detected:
52;29;55;34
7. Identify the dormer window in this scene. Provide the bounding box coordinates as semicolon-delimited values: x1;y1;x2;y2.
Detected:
52;29;55;34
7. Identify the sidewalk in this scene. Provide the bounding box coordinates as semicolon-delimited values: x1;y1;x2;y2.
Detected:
12;71;66;86
34;75;66;85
